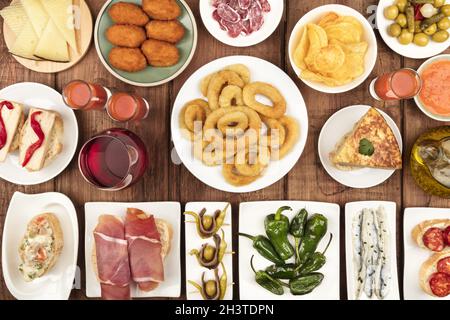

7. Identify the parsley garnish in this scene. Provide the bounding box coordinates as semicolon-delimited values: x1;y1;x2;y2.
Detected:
359;139;374;156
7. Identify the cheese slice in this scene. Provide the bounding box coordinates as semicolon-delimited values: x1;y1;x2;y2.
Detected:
9;20;41;60
0;2;27;36
19;108;56;171
0;101;23;162
34;19;69;62
20;0;49;37
40;0;77;52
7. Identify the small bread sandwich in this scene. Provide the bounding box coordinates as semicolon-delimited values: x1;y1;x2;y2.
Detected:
18;213;64;282
419;251;450;297
412;219;450;252
0;100;24;162
330;108;402;170
19;108;63;171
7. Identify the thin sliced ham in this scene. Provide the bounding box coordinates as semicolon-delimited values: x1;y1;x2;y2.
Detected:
94;215;131;300
125;208;164;291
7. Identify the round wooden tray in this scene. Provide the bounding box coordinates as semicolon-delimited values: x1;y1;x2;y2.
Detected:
3;0;93;74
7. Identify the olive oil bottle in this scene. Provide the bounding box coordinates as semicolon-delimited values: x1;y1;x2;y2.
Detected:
411;126;450;198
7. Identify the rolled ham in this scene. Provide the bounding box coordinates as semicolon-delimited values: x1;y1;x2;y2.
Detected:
125;208;164;291
93;215;131;300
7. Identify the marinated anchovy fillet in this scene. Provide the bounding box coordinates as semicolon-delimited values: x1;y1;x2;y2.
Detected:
374;207;391;299
352;212;364;299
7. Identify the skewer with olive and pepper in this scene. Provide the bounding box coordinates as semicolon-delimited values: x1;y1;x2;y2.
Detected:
241;206;333;296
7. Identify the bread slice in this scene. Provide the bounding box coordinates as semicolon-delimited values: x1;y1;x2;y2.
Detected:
18;213;63;282
412;219;450;249
19;108;63;171
0;101;24;162
419;250;450;297
331;108;402;170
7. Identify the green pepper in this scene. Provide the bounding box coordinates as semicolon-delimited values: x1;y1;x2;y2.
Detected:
239;233;284;265
265;263;301;280
289;208;308;264
406;5;416;33
188;262;228;300
218;262;227;300
299;233;333;275
298;214;328;264
190;229;228;270
264;206;294;261
250;256;285;296
289;273;324;295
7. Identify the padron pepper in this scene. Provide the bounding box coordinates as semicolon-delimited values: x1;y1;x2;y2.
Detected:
184;203;229;238
188;262;228;300
298;213;328;264
299;233;333;275
250;256;285;296
289;273;324;295
265;263;300;280
289;208;308;264
264;206;295;261
239;233;284;265
190;229;228;270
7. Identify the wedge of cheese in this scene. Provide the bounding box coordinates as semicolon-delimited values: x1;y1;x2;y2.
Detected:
0;101;24;162
0;1;27;36
9;20;40;60
34;19;69;62
20;0;49;37
41;0;77;52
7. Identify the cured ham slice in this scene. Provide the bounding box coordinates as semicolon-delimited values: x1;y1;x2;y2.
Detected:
94;215;131;300
125;208;164;291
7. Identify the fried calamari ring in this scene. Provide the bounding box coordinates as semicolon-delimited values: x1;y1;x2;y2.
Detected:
194;137;237;167
203;106;261;138
261;117;286;148
179;99;211;140
222;163;260;186
207;71;245;110
225;64;251;84
200;73;214;97
234;146;270;177
243;82;287;119
271;116;300;160
219;85;244;108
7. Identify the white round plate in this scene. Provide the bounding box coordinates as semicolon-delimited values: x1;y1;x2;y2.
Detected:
377;0;450;59
288;4;378;94
199;0;283;47
0;83;79;186
414;54;450;121
318;105;403;189
171;55;309;193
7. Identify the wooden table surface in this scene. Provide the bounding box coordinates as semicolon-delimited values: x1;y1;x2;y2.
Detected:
0;0;449;300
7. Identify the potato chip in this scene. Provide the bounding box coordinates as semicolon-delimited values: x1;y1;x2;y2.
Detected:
325;22;362;43
313;44;345;73
318;12;339;28
293;27;309;70
304;24;328;71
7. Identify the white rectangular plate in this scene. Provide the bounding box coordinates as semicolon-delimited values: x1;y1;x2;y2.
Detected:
185;202;233;300
84;202;181;298
2;192;78;300
239;201;340;300
345;201;400;300
403;207;450;300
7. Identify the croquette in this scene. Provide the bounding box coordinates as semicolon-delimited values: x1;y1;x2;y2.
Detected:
141;39;180;67
145;20;185;44
142;0;181;20
106;24;147;48
109;47;148;72
108;2;150;26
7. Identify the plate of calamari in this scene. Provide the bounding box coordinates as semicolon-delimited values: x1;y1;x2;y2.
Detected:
94;0;197;87
171;55;309;193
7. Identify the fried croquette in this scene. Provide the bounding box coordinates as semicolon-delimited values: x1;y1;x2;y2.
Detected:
109;47;148;72
106;25;147;48
142;0;181;20
108;2;150;26
141;39;180;67
145;20;185;44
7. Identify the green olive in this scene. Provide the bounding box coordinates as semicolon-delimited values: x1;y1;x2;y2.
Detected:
415;20;422;33
435;0;445;7
413;32;430;46
442;4;450;17
396;0;407;12
205;281;217;297
398;29;414;44
395;13;407;27
202;245;216;262
424;23;438;35
202;215;213;230
388;23;402;37
384;5;400;20
432;29;450;42
438;17;450;30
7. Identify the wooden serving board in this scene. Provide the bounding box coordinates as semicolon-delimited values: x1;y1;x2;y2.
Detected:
3;0;93;74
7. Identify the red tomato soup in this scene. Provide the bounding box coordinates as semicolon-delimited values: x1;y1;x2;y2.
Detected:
419;60;450;116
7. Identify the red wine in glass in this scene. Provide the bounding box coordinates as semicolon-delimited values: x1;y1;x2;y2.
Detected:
78;128;148;190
